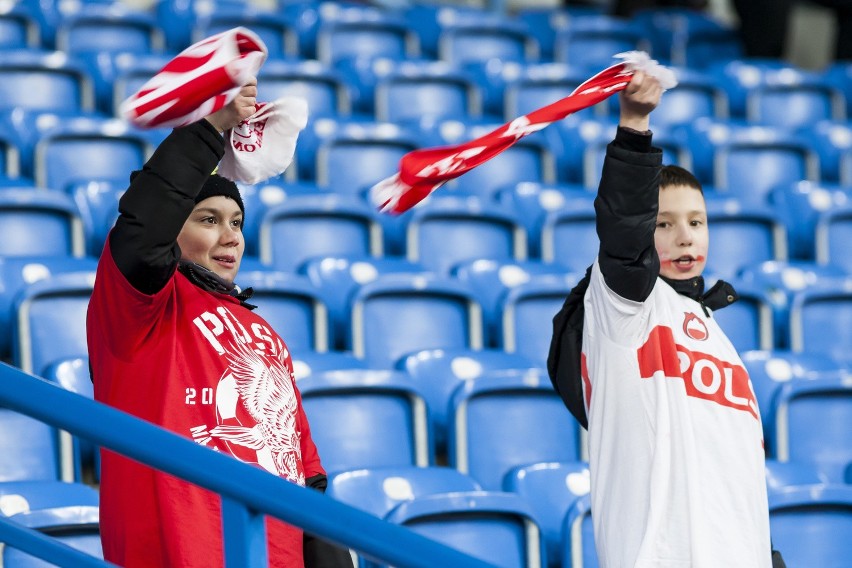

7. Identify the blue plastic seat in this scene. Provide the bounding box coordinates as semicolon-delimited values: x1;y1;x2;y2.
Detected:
55;6;164;56
741;349;847;457
789;283;852;365
502;62;599;121
12;272;95;377
297;369;431;474
582;132;693;189
327;465;482;519
192;8;297;60
799;120;852;184
302;255;429;351
398;348;541;454
768;485;852;567
405;197;528;275
291;350;367;382
703;200;787;279
703;277;775;352
504;461;591;568
0;480;99;516
549;116;617;185
770;181;852;260
815;204;852;273
33;117;151;194
258;194;383;273
438;21;538;67
631;7;739;67
552;18;645;70
374;61;481;124
449;372;581;491
66;179;123;257
384;491;546;568
561;493;598;568
0;50;95;115
235;270;331;354
514;6;606;61
540;202;597;272
454;259;575;345
0;409;59;482
351;274;484;368
154;0;250;51
708;59;813;119
764;459;828;494
403;4;517;60
747;81;845;129
0;189;86;258
316;16;418;66
501;277;583;364
4;505;102;565
738;261;851;345
258;59;350;119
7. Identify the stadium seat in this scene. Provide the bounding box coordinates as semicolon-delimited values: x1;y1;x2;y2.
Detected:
582;132;693;189
741;349;847;457
405;197;528;275
374;61;481;124
192;8;297;60
313;123;421;194
0;189;86;258
448;372;581;490
549;115;617;186
0;409;59;482
33;117;151;194
0;50;95;115
0;4;39;50
154;0;251;51
815;203;852;273
703;200;787;279
764;459;828;494
504;461;591;568
422;119;557;200
291;350;367;381
705;278;775;352
327;465;482;519
403;4;517;60
539;201;598;272
0;480;99;517
561;493;598;568
438;21;538;67
454;259;574;345
384;491;546;568
302;256;428;351
746;81;845;129
350;274;484;368
3;505;103;565
55;6;164;56
316;17;418;66
737;261;851;345
773;376;852;483
12;272;95;377
257;194;383;273
631;7;739;67
799;120;852;184
514;5;606;61
768;485;852;567
297;370;431;473
258;59;351;119
501;276;583;364
552;17;646;70
66;179;124;256
235;270;331;354
502;62;600;121
496;182;594;258
789;283;852;364
770;181;852;260
708;59;814;119
398;348;541;454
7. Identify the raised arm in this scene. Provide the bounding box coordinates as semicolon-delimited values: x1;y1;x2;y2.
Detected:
594;71;664;302
109;80;258;294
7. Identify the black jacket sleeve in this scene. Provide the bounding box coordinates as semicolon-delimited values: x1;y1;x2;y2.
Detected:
109;119;225;294
303;474;355;568
594;126;663;303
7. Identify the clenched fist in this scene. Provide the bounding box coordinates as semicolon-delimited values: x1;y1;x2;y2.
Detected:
205;78;258;134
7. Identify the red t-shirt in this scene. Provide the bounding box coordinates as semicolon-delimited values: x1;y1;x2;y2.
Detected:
87;240;325;567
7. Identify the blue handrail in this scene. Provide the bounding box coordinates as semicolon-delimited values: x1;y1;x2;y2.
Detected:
0;363;495;568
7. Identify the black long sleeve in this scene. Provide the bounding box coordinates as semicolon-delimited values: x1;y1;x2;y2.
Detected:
109;120;225;294
303;474;355;568
594;126;663;303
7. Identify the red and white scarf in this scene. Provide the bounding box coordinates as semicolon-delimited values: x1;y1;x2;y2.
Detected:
370;51;677;214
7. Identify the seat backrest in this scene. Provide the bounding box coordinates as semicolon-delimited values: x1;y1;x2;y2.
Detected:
504;461;590;568
449;372;581;490
747;83;845;129
298;370;431;474
399;348;542;454
376;73;478;124
56;10;163;55
316;135;418;195
816;205;852;273
316;19;416;66
768;486;852;567
0;410;59;482
540;205;598;272
351;275;484;368
258;61;350;119
770;181;852;260
13;272;95;376
4;505;102;564
328;465;482;519
438;24;537;66
774;377;852;482
406;199;528;275
704;204;787;279
258;195;383;273
385;491;545;568
193;12;296;59
789;285;852;364
0;53;94;113
561;493;598;568
709;280;774;352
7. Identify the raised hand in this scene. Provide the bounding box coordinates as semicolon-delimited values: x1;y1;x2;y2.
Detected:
205;78;258;134
618;70;663;133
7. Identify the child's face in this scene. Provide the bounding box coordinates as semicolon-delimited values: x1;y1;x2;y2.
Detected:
654;184;709;280
177;196;245;283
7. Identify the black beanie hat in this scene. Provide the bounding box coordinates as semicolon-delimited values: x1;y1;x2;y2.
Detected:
195;174;244;215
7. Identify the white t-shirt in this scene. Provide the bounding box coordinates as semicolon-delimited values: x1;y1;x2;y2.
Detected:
583;261;771;568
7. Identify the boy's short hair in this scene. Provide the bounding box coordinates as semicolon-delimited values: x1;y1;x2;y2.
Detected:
660;165;703;194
